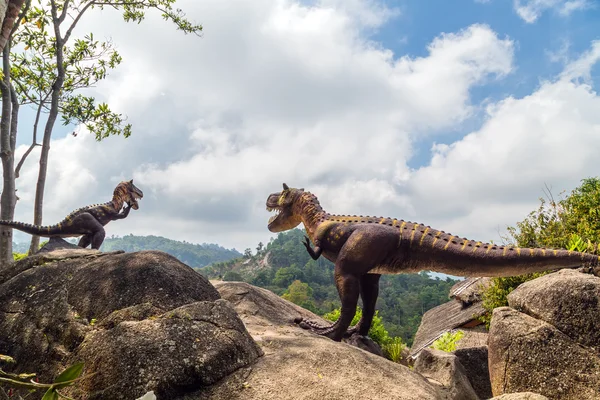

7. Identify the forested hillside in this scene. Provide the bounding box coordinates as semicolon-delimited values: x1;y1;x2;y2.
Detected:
14;235;240;269
202;229;458;344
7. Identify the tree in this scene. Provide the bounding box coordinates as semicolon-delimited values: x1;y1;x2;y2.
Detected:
0;0;202;259
243;248;252;258
0;0;28;265
282;280;313;305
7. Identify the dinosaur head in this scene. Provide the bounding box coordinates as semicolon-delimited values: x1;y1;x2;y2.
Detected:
266;183;304;232
116;180;144;210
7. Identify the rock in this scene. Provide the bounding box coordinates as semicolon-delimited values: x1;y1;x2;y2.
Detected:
490;393;548;400
0;250;258;399
215;281;386;358
413;348;478;400
38;237;83;253
453;346;492;400
507;269;600;349
209;281;443;400
345;332;384;357
213;281;322;326
71;300;262;399
488;307;600;399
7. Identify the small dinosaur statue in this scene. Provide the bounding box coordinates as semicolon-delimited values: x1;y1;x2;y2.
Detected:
0;180;143;250
266;183;600;342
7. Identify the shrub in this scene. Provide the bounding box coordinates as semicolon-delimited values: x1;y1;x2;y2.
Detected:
382;336;406;363
431;330;464;352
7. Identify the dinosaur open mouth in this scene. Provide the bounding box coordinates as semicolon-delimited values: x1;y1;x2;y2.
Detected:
129;193;143;210
267;206;281;225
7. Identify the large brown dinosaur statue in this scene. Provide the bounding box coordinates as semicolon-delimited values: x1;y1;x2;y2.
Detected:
0;180;143;250
266;183;600;342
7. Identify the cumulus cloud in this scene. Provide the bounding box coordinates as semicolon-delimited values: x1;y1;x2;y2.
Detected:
12;0;519;250
408;42;600;243
514;0;592;23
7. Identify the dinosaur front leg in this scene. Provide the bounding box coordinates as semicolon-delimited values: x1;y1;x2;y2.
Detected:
303;235;322;260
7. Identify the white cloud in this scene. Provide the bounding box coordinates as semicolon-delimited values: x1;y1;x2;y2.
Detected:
12;0;517;250
408;43;600;243
514;0;592;23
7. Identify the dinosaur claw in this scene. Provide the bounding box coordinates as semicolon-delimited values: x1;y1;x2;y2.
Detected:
298;321;312;330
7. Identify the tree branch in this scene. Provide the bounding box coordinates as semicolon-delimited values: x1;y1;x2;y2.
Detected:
15;91;46;178
58;0;72;24
62;1;96;44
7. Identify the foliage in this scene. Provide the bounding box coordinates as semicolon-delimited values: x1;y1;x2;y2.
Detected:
223;271;244;282
431;330;464;353
0;355;86;399
99;234;241;268
382;337;407;363
282;280;320;314
12;252;27;261
480;272;548;328
480;178;600;327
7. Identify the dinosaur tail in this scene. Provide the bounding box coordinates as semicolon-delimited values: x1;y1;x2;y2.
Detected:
0;220;62;237
410;226;600;277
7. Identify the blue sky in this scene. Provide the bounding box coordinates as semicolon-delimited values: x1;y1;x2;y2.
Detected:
9;0;600;252
372;0;600;168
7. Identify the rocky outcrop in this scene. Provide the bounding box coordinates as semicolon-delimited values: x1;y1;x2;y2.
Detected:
487;269;600;399
209;281;444;400
453;347;492;400
0;249;261;399
507;269;600;349
488;307;600;399
413;348;478;400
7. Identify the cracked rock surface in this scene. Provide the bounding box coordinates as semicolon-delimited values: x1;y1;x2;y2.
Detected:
488;307;600;399
0;249;261;399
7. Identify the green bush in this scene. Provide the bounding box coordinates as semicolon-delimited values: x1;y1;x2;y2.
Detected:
382;336;406;363
12;252;27;261
431;330;464;352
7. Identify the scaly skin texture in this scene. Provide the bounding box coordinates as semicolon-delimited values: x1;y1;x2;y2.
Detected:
266;183;600;342
0;180;143;250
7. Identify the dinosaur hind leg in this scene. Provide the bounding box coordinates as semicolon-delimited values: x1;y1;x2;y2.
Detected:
78;234;92;248
294;270;361;341
69;213;105;250
346;273;381;337
90;228;106;249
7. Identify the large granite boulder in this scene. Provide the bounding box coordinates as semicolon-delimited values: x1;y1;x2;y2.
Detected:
0;249;261;399
453;346;492;400
208;281;445;400
488;306;600;399
507;269;600;349
413;348;478;400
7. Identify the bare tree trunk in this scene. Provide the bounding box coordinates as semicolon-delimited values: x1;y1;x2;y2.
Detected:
0;44;15;266
28;83;61;254
28;12;64;254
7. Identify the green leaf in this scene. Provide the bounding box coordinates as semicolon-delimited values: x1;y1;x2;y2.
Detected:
41;388;59;400
0;354;15;364
54;362;84;384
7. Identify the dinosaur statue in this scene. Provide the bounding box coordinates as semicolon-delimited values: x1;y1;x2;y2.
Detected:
0;180;143;250
266;183;600;342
